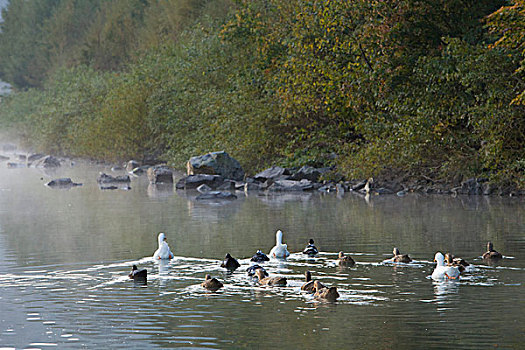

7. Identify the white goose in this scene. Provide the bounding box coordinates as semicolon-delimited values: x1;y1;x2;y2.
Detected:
432;252;460;280
269;230;290;259
153;232;174;260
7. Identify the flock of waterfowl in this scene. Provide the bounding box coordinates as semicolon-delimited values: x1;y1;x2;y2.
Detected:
129;231;505;302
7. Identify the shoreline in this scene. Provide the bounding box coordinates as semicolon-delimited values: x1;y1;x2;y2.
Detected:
1;144;523;197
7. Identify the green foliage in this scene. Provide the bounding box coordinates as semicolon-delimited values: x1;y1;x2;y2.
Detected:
138;21;282;170
0;0;523;187
0;0;59;87
486;0;525;105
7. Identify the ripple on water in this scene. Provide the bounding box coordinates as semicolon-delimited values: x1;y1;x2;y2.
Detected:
0;245;523;349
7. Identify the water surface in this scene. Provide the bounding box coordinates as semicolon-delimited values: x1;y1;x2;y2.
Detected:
0;156;523;349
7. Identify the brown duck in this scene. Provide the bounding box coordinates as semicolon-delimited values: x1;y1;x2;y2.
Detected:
201;274;223;292
337;251;355;267
444;253;469;273
255;268;287;287
391;247;412;263
301;271;325;293
482;242;503;261
313;280;339;302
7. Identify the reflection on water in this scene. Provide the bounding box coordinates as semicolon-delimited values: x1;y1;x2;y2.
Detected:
0;159;523;348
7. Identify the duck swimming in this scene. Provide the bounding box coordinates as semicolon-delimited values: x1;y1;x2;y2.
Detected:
482;242;503;261
337;251;355;267
390;247;412;263
313;280;339;302
444;253;469;272
201;274;223;292
246;264;268;277
301;271;324;293
153;232;174;260
255;268;287;287
251;250;270;262
128;265;147;285
302;239;319;257
432;252;461;280
269;230;290;259
220;253;241;271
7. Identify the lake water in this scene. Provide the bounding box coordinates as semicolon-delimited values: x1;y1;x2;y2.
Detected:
0;154;523;349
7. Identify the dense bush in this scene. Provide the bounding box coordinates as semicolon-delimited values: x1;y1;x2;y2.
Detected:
0;0;523;187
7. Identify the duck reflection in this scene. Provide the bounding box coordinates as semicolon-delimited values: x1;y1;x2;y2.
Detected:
157;259;171;287
432;280;460;307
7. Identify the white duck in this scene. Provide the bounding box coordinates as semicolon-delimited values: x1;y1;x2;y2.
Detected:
153;232;174;260
269;230;290;259
432;252;460;280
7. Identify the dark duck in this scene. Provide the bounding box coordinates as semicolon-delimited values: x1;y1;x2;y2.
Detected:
250;250;270;262
302;239;319;257
482;242;503;261
220;253;241;271
128;265;147;285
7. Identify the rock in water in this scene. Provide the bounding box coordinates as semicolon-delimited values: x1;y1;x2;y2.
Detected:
187;151;244;181
176;174;226;190
97;173;131;184
147;165;173;184
46;178;82;188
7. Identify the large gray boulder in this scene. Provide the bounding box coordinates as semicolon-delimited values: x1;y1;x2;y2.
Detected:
147;165;173;184
253;166;290;182
176;174;226;190
187;151;244;181
31;155;61;168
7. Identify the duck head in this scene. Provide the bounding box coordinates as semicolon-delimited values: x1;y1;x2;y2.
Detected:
128;264;138;278
313;280;323;292
309;239;315;245
276;230;283;244
224;253;232;259
393;247;400;256
204;274;212;281
434;252;445;266
487;242;494;252
444;253;454;264
158;232;166;245
338;251;345;259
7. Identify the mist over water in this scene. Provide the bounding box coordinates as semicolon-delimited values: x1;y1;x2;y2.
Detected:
0;152;523;348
